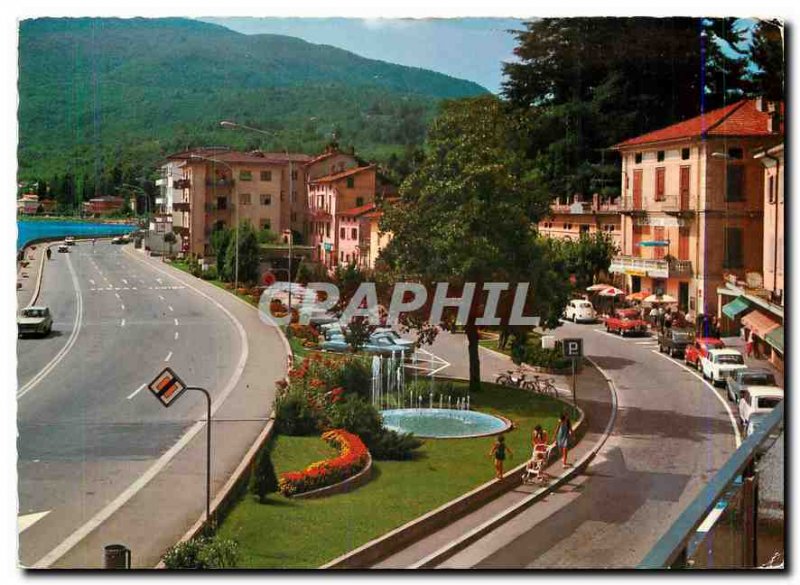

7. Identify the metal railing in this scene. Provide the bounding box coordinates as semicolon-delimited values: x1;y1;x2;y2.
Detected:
638;401;784;569
609;256;693;277
620;194;693;213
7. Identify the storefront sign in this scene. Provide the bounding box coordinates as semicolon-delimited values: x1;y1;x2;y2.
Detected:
634;216;684;227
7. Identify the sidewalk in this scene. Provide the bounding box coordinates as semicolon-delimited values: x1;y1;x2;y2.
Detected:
17;242;47;308
720;336;784;387
372;356;614;568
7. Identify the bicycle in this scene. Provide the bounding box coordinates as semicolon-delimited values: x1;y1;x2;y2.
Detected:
494;368;527;389
529;375;559;397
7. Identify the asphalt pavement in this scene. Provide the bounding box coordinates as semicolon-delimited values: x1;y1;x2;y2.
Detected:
17;242;287;568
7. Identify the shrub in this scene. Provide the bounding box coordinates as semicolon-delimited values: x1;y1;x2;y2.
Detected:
522;344;571;370
333;358;371;399
275;391;323;436
162;536;239;569
250;447;279;503
278;429;370;496
200;266;218;280
369;429;423;460
327;398;383;445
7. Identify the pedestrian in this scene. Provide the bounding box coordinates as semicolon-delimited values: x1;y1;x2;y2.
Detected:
745;329;754;358
712;316;721;339
664;309;673;330
489;434;513;480
45;247;51;261
555;412;574;467
649;306;659;327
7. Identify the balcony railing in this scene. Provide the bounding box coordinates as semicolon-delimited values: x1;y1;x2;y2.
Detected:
173;202;190;212
205;177;234;188
620;194;694;214
173;179;191;190
609;255;693;278
550;200;621;214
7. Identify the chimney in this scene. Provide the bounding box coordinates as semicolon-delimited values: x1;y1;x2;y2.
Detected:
755;96;766;112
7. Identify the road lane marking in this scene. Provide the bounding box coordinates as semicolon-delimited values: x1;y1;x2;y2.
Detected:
18;510;51;533
121;278;128;285
649;349;741;447
174;331;179;340
126;384;146;400
114;293;120;299
35;247;252;569
89;279;95;286
168;306;174;312
158;295;165;301
164;351;172;362
120;319;126;327
120;304;125;311
174;318;179;326
18;254;84;399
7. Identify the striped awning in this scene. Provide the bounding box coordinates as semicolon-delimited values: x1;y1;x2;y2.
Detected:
765;326;784;354
722;297;751;320
741;310;781;338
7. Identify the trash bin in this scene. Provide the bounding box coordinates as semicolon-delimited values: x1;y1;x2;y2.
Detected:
104;544;131;569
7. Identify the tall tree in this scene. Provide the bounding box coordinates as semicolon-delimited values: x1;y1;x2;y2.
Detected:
381;96;568;391
502;17;749;198
746;19;784;101
225;221;261;285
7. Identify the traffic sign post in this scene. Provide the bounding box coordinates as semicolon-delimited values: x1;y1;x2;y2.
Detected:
148;368;213;529
562;338;583;407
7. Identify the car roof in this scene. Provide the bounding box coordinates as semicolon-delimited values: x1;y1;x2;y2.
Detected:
25;305;49;311
697;337;723;344
740;368;774;376
746;386;784;398
708;348;743;356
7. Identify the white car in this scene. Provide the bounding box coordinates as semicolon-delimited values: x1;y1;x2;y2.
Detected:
701;349;746;385
738;386;783;428
565;299;596;323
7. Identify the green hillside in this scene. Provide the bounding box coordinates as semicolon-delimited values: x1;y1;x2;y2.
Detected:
18;17;487;185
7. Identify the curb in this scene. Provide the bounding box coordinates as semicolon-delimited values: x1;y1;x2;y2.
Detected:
320;376;588;569
409;356;619;568
26;243;48;307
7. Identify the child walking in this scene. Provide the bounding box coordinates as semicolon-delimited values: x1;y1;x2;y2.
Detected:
489;434;513;479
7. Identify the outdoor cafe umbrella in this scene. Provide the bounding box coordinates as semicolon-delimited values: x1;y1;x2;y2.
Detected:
626;290;651;302
643;293;678;304
598;286;626;297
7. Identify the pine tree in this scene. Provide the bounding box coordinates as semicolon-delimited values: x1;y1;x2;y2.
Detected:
249;447;278;503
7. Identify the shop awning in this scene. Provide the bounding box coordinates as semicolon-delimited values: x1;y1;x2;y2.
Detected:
765;326;784;354
741;310;781;338
722;297;751;320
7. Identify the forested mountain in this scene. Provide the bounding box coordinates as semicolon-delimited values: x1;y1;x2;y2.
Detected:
17;17;486;196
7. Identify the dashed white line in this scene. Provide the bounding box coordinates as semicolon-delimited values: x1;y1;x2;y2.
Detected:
174;331;179;340
174;318;179;326
168;306;174;312
158;295;165;301
120;319;126;327
114;292;120;300
121;278;128;285
89;279;95;286
120;304;125;311
164;351;173;362
126;384;146;400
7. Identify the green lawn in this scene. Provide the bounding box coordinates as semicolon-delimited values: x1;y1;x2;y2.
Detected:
478;332;541;358
216;381;573;568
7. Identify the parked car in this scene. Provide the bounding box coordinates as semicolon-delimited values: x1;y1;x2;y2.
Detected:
726;368;779;403
700;348;747;386
17;306;53;337
684;337;725;370
64;236;76;246
565;299;596;323
657;328;694;357
604;308;648;336
320;331;412;356
111;236;124;245
57;243;69;253
738;387;783;428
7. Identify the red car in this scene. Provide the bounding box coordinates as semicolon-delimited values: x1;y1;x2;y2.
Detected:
604;308;649;337
684;337;725;370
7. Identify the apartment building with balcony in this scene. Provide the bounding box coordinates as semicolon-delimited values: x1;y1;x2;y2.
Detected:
611;98;782;316
165;148;309;257
308;165;378;268
537;193;623;249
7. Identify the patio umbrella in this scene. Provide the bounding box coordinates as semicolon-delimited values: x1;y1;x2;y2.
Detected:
598;286;626;297
586;283;612;292
643;293;678;304
626;291;651;302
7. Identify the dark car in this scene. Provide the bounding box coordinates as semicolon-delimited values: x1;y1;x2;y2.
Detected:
726;368;779;403
658;328;694;357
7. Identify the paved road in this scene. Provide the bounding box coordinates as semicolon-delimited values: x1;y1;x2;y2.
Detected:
393;323;739;568
17;242;285;568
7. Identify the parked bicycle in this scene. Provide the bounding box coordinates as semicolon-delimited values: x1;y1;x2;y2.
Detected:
494;368;528;388
529;375;559;397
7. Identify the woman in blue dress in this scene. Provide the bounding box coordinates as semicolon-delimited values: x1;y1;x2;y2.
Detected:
555;413;574;467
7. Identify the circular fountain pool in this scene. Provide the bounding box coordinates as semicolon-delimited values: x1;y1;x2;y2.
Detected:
381;409;511;439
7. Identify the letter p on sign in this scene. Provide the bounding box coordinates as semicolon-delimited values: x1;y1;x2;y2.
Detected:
563;338;583;358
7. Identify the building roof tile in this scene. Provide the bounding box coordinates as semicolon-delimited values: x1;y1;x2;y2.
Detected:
309;165;376;184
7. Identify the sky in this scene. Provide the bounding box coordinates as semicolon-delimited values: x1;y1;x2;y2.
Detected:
199;17;527;94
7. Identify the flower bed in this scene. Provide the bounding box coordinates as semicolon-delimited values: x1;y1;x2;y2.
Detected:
278;429;370;497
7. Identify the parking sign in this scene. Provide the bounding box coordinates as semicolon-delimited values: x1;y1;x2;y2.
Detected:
562;338;583;358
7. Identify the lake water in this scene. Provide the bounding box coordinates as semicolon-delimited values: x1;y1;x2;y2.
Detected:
17;220;137;250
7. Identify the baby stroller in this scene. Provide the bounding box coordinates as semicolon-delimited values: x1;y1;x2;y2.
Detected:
523;444;553;485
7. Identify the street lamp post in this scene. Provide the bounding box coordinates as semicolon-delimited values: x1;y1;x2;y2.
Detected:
188;154;239;288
